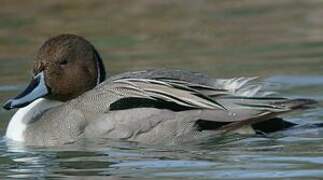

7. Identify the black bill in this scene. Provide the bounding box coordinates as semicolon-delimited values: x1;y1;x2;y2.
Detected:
3;72;49;110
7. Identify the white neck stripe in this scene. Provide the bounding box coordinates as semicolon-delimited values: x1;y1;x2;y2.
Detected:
5;98;62;142
96;57;101;85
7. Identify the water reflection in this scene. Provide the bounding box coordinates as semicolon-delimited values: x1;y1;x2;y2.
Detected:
3;131;323;179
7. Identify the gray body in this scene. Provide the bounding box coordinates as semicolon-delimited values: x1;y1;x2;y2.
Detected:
23;69;309;146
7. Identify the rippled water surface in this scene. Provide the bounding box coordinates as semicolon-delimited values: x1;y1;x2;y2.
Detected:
0;0;323;179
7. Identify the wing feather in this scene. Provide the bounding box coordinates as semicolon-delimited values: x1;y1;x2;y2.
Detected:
112;78;227;110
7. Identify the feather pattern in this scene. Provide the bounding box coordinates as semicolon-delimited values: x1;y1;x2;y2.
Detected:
88;77;315;115
111;78;227;110
105;78;307;114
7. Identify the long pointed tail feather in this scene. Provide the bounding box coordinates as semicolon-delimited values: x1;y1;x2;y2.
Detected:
273;98;318;110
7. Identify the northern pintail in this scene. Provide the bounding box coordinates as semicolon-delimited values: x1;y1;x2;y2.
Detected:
3;34;316;146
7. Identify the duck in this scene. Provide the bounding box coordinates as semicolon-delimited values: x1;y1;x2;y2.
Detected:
3;34;316;146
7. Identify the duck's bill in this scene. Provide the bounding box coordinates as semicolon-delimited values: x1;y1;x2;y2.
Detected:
3;72;49;110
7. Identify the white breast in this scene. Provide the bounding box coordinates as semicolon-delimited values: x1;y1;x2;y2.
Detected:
5;98;62;142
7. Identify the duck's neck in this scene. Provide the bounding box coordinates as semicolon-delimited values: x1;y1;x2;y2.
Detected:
5;98;62;142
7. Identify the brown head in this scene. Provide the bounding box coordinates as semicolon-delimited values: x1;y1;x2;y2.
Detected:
3;34;106;109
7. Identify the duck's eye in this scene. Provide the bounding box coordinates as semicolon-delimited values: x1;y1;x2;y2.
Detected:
59;59;68;65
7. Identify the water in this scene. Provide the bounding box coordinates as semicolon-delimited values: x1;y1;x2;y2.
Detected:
0;0;323;179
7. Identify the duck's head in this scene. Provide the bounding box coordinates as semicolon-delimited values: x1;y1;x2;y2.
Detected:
3;34;106;110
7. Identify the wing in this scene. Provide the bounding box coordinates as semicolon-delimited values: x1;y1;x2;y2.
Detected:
107;69;275;97
107;78;228;110
72;77;229;114
73;76;316;139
